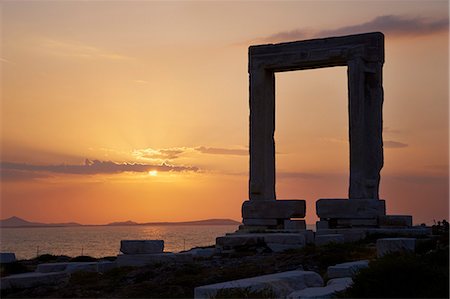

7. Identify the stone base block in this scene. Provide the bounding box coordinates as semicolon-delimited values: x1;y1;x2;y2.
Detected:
267;243;304;253
120;240;164;254
327;260;369;279
316;220;329;230
315;234;345;246
316;227;431;242
316;198;385;219
376;238;416;257
335;218;378;228
243;218;278;226
378;215;412;227
242;200;306;219
284;220;306;230
116;253;193;267
217;232;309;251
194;270;323;299
0;271;70;290
287;277;353;299
0;253;16;264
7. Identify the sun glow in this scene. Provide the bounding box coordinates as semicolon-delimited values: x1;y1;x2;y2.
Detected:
148;170;158;177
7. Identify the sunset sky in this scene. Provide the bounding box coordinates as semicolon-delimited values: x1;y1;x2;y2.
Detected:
1;1;448;225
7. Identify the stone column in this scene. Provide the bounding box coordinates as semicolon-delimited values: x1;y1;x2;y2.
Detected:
347;58;384;199
249;67;276;201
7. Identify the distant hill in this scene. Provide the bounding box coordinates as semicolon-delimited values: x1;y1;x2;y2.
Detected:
106;220;139;226
0;216;241;228
0;216;82;228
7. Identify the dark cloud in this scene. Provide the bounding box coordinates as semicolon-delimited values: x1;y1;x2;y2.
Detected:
384;140;408;148
132;148;186;160
1;159;198;181
195;146;248;156
252;15;448;44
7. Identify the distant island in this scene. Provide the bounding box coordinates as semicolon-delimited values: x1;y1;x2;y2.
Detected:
0;216;241;228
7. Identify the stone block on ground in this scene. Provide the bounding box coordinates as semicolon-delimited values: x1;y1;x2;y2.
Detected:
185;248;217;258
284;220;306;230
116;253;193;267
120;240;164;254
336;218;378;227
194;270;323;299
37;262;70;273
287;277;353;299
316;198;385;219
242;200;306;219
0;272;70;290
378;215;412;227
376;238;416;257
0;253;16;264
65;262;99;273
315;234;345;246
267;243;304;253
327;260;369;278
316;220;329;230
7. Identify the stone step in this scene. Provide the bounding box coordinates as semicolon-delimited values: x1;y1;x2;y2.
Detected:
242;200;306;219
287;277;353;299
327;260;369;279
194;270;323;299
1;271;70;290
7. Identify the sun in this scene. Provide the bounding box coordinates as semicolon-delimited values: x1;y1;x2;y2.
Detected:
148;170;158;177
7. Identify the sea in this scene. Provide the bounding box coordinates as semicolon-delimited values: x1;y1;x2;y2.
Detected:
0;225;239;260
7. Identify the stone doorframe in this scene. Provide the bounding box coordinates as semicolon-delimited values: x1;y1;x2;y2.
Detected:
248;32;384;202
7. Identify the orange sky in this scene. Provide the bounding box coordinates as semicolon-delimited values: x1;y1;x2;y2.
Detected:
1;1;448;225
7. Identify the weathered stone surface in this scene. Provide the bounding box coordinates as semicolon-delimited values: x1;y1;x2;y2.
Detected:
216;234;265;248
247;33;384;202
184;248;217;258
120;240;164;254
194;270;323;299
267;243;304;253
37;263;69;273
217;233;308;250
376;238;416;257
287;277;353;299
242;200;306;219
315;234;345;246
116;253;193;267
0;252;16;264
264;233;306;245
378;215;412;227
336;218;378;227
327;260;369;279
316;220;329;230
243;218;278;226
65;262;98;273
316;198;385;219
0;272;70;290
284;220;306;230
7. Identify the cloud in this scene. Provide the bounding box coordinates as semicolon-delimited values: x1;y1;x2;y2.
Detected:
195;146;248;156
132;148;188;160
1;159;198;181
38;38;131;60
384;140;408;148
250;15;448;44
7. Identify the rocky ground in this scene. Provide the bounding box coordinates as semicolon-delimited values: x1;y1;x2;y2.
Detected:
1;232;448;298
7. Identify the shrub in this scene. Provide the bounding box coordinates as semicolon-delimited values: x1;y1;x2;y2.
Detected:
340;247;449;298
